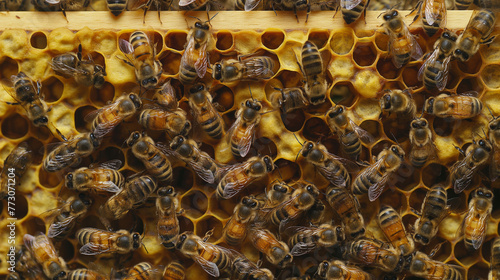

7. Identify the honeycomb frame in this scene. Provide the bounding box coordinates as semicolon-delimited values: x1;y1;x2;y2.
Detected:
0;10;499;280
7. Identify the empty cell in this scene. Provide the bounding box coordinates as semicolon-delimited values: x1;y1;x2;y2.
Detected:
216;31;233;51
195;215;223;243
2;111;28;140
0;57;18;81
213;85;234;112
330;30;355;55
274;159;301;181
42;76;64;102
446;187;468;213
159;50;182;76
38;168;64;189
30;32;48;49
302;117;330;142
392;161;421;192
209;194;233;220
402;64;422;88
12;194;28;219
491;187;500;219
408;187;428;213
165;31;188;51
374;32;389;52
179;215;195;233
96;146;125;167
182;190;208;219
457;53;482;75
457;78;483;94
74;105;96;133
379;189;406;211
21;217;46;236
329;82;357;107
359;120;382;142
454;240;482;267
352;42;377;67
90;82;115;107
24;137;44;165
281;109;305;132
276;70;303;88
481;64;500;89
382;117;410;142
307;30;330;49
468;261;489;280
59;239;75;261
425;237;451;263
376;56;399;79
433;116;455;137
172;166;194;191
421;163;450;187
261;30;285;50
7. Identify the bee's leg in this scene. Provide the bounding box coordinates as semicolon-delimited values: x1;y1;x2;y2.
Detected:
203;228;214;241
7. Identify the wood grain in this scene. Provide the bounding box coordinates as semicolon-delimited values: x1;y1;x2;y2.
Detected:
0;10;484;32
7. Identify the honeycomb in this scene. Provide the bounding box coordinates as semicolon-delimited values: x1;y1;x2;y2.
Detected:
0;9;499;280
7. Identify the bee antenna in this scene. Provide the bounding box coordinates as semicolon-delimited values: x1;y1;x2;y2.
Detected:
292;133;303;145
486;105;495;119
56;128;68;142
248;84;255;101
377;11;385;19
209;12;219;23
275;164;284;179
189;16;203;22
141;97;154;102
142;242;149;254
390;131;400;146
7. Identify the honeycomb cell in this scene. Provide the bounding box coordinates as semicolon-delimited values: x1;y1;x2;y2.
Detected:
402;64;422;88
212;84;234;112
468;262;489;280
353;69;384;98
427;237;452;262
446;66;462;90
199;142;215;159
274;159;301;181
21;217;46;236
376;56;399;80
481;237;494;262
0;57;19;80
96;146;125;166
276;70;303;88
261;30;285;50
457;53;482;75
408;187;428;212
446;187;467;213
24;137;44;165
209;194;232;220
2;113;29;139
374;32;389;52
457;77;483;94
159;50;182;76
39;168;64;189
216;31;233;51
74;105;97;133
421;163;450;187
248;137;278;158
382;117;410;142
359;120;382;141
30;32;48;49
80;215;105;229
179;215;195;233
394;162;421;192
59;239;75;261
308;30;330;49
379;190;406;211
165;31;187;51
454;240;482;267
433;117;455;137
329;82;356;107
330;30;355;55
195;215;223;243
171;166;194;191
481;64;500;89
90;82;115;107
42;76;64;102
354;98;381;120
13;194;28;219
352;42;377;67
182;189;208;220
302;117;330;142
280;109;306;132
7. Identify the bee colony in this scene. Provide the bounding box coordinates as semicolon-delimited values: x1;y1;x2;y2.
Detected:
0;0;500;279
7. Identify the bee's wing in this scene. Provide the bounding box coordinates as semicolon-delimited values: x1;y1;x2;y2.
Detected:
195;44;208;78
424;0;446;27
85;103;123;139
451;159;476;194
317;164;350;187
244;58;274;79
410;35;423;61
50;58;87;76
290;241;317;256
187;154;216;184
328;152;360;173
44;141;81;170
235;122;257;158
119;38;135;54
418;48;438;82
341;0;362;10
363;157;388;201
244;0;261;11
471;212;489;250
350;119;375;144
99;159;123;170
79;242;111;255
23;234;37;252
460;91;479;97
435;56;451;91
48;216;77;238
127;0;150;10
95;182;122;193
193;255;220;277
179;0;196;6
45;0;61;4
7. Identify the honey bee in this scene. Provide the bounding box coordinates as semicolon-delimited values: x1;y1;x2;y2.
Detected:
217;155;274;199
455;0;472;9
153;80;179;110
123;262;162;280
340;0;370;24
249;228;293;267
269;87;308;114
316;260;374;280
424;93;483;119
326;105;375;161
450;138;492;193
43;0;89;20
227;99;263;158
5;72;50;127
307;199;326;225
352;145;405;202
274;0;311;22
454;9;496;62
85;93;142;139
43;132;101;172
106;0;127;15
288;224;344;256
213;55;275;83
126;131;173;182
489;237;500;280
488;113;500;181
51;44;106;88
409;251;464;280
1;143;32;199
413;184;449;245
139;108;192;138
188;84;225;140
43;194;93;241
264;183;319;231
379;89;417;118
230;254;274;280
119;31;162;89
65;160;124;193
175;231;233;277
179;17;213;84
461;187;493;251
99;175;157;226
378;204;414;256
23;233;68;280
326;185;365;239
411;0;447;37
298;40;327;105
76;228;141;255
342;238;399;272
409;117;435;168
223;195;262;246
178;0;207;10
0;0;23;10
14;246;45;280
266;180;293;207
156;186;181;249
299;141;354;188
418;30;458;91
163;261;185;280
68;269;107;280
381;9;423;68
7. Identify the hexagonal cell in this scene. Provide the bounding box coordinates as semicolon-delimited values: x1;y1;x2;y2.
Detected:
216;31;234;51
30;32;48;49
421;163;450;187
382;117;411;143
74;105;96;133
261;30;285;50
302;117;330;142
457;53;482;75
481;64;500;89
371;140;395;158
446;187;468;213
22;217;46;237
376;56;399;80
280;109;305;132
159;50;182;76
275;158;301;181
213;84;234;112
308;30;330;49
181;189;208;219
359;120;382;141
59;239;75;261
195;215;223;243
179;215;195;234
468;261;489;280
379;190;407;211
329;82;357;107
402;64;422;88
425;237;452;262
481;237;495;262
96;146;125;167
24;137;45;165
126;149;144;171
408;186;428;213
352;42;377;67
276;70;303;88
393;162;421;192
171;166;194;191
330;30;355;55
0;57;19;80
446;64;462;90
246;137;278;159
432;116;455;137
457;78;483;94
38;168;64;189
90;82;115;107
42;76;64;102
165;31;187;51
374;32;389;52
209;194;233;220
1;113;29;139
354;98;381;120
13;194;28;219
402;213;417;233
491;188;500;219
454;240;482;267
